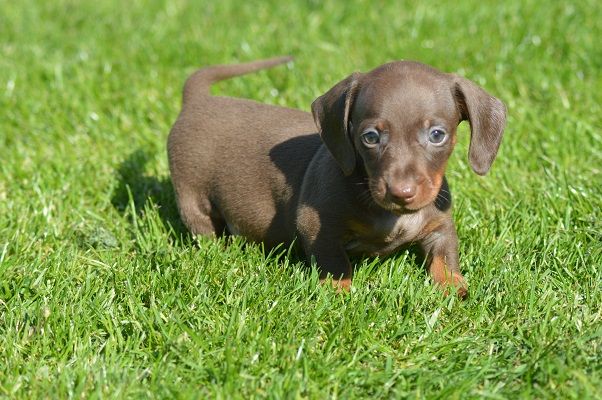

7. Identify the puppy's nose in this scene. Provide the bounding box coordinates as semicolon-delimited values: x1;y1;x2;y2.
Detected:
388;183;416;202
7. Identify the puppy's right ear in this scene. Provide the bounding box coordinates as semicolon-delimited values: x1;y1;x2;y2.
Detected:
311;73;362;176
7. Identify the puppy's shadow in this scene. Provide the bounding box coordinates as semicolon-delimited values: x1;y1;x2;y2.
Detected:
111;148;190;243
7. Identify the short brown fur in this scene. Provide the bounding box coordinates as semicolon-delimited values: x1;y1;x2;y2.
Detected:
168;56;506;297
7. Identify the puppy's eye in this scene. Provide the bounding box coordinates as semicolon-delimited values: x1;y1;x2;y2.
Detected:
361;130;380;146
428;128;447;145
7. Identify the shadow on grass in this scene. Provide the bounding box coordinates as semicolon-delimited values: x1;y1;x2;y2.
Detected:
111;148;191;244
109;148;305;268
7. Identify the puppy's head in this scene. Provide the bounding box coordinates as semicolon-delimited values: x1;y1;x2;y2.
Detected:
312;61;506;213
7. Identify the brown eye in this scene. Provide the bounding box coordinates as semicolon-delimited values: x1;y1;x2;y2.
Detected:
428;128;447;145
361;129;380;146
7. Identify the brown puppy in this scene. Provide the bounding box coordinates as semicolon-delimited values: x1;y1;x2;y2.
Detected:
168;56;506;297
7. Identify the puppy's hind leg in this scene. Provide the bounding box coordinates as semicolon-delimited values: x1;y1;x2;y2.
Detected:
176;192;225;237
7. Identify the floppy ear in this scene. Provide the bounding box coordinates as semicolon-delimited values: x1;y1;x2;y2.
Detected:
453;76;507;175
311;73;362;176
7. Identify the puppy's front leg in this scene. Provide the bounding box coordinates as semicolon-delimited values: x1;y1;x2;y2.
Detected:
296;206;352;291
306;240;353;291
421;220;468;298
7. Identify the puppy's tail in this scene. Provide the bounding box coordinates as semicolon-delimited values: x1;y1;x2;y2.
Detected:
183;56;293;103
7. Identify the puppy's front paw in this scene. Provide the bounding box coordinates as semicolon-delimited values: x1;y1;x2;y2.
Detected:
320;277;352;293
429;257;468;298
442;273;468;299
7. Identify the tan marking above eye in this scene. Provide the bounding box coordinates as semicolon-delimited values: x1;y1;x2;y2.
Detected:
375;121;386;131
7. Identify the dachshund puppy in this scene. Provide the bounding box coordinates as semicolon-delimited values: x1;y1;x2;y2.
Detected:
168;56;506;297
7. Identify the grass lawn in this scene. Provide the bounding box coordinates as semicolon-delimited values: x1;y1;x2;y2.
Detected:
1;0;601;398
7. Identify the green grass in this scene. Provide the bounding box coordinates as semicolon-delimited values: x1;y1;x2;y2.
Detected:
1;0;601;398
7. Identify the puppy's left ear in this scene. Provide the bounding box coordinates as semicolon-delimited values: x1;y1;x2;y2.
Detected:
453;76;507;175
311;72;362;176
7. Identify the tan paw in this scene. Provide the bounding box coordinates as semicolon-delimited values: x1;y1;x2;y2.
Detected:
320;277;352;293
441;273;468;299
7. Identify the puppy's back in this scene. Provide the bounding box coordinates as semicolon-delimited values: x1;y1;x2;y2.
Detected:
168;59;321;246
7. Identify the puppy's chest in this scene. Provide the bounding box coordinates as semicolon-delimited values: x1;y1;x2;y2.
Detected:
344;212;426;256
